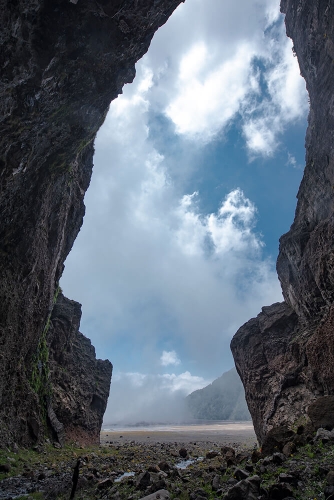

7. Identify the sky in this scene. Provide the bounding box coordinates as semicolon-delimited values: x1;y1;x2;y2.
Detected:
61;0;309;424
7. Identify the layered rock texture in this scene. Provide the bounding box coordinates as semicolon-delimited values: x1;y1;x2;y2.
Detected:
231;0;334;447
0;0;182;447
48;293;112;445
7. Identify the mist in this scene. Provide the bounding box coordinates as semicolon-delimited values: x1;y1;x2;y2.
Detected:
104;371;210;425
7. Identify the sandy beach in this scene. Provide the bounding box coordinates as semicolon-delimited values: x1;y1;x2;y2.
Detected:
101;422;257;447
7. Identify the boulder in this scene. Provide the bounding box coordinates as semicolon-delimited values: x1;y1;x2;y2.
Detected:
136;471;151;490
138;490;170;500
268;483;294;500
223;475;261;500
308;397;334;430
234;469;250;481
212;475;221;491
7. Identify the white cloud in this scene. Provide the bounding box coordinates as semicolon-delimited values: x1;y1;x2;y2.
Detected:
161;371;209;393
104;370;210;424
165;43;256;142
242;35;308;157
161;350;181;366
286;153;297;169
153;0;308;155
62;80;282;367
208;189;261;254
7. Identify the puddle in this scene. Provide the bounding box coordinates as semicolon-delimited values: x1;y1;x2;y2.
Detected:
115;472;135;482
176;457;203;469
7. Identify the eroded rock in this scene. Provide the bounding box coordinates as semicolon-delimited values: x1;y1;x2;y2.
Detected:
0;0;183;448
231;0;334;447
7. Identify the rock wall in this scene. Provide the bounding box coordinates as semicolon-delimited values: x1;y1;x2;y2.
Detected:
0;0;183;447
48;293;112;445
231;0;334;448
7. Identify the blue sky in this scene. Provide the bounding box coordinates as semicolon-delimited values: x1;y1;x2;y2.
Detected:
61;0;308;423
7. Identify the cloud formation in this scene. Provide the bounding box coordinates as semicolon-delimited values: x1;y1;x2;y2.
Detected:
161;351;181;366
142;0;308;155
104;370;210;424
61;0;308;423
62;75;281;371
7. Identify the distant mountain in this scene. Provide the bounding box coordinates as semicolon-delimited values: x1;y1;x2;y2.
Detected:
186;367;251;421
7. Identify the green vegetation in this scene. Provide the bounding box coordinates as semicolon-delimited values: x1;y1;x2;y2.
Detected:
29;285;62;414
1;434;334;499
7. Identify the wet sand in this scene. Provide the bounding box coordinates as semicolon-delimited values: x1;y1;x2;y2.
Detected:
101;422;257;447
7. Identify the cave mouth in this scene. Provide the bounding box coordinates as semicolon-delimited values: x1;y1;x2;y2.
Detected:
61;0;309;426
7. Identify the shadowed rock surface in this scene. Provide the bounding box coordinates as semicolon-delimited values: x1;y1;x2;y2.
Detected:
0;0;183;447
48;293;112;445
231;0;334;447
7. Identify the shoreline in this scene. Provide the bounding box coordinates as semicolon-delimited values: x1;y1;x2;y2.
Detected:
100;422;257;446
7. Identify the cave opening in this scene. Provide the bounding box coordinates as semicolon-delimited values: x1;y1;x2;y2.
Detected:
60;0;308;427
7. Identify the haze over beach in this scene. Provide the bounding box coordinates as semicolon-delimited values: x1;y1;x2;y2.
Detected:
101;421;257;446
61;0;308;424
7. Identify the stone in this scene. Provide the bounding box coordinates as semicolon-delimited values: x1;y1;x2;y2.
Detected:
221;446;235;457
234;469;249;481
235;453;249;464
148;465;161;473
97;477;114;489
325;486;334;499
314;428;334;444
138;490;170;500
158;462;171;472
308;397;334;430
136;472;151;490
212;475;221;491
222;447;236;466
179;448;188;458
206;451;219;459
282;442;296;457
251;449;261;463
226;478;238;486
278;474;298;486
189;489;209;500
272;453;286;465
147;479;167;494
223;475;261;500
268;483;293;500
0;464;11;473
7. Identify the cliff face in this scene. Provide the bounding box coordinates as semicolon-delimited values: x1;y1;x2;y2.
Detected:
186;368;251;422
0;0;183;447
231;0;334;448
48;293;113;445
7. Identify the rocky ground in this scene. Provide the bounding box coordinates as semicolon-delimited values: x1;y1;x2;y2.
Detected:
0;428;334;500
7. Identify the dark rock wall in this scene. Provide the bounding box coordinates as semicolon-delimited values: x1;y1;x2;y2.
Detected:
48;293;112;445
231;0;334;446
0;0;183;447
